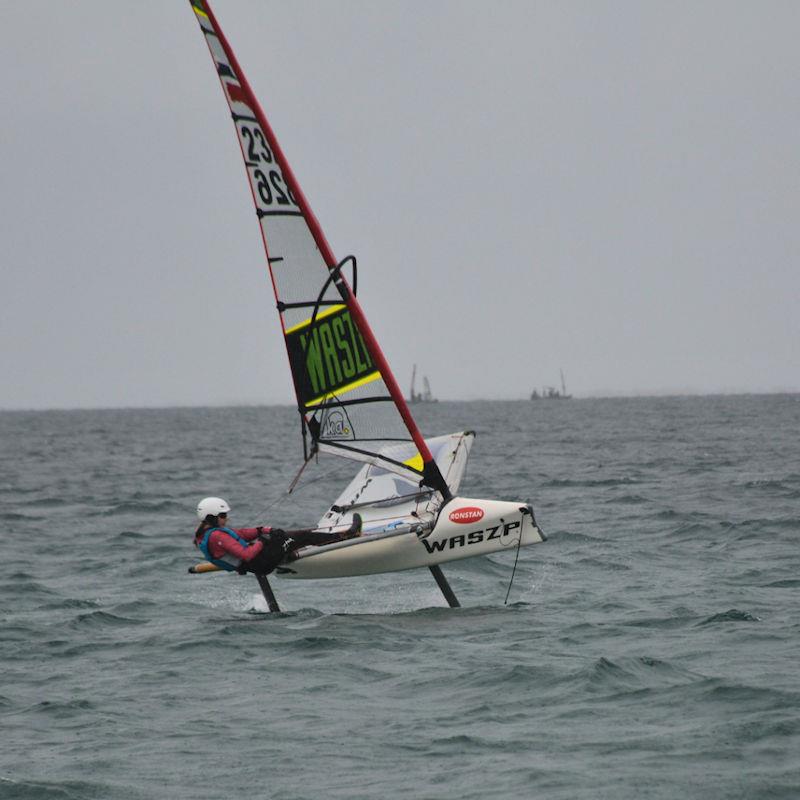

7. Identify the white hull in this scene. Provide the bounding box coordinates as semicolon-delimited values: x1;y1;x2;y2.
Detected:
276;497;545;579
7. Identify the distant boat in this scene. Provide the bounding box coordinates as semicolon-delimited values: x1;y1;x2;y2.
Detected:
531;370;572;400
409;364;437;403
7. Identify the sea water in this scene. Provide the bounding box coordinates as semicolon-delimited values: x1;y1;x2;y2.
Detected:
1;396;799;799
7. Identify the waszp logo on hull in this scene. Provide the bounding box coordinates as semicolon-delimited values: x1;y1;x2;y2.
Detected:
422;520;521;554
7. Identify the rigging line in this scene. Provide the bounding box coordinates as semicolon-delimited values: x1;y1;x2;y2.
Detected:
251;462;355;521
287;455;314;494
503;528;525;606
252;492;290;519
327;507;434;528
331;489;433;512
502;439;531;464
475;440;534;499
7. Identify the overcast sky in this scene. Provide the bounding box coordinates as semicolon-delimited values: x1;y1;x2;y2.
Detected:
1;1;798;410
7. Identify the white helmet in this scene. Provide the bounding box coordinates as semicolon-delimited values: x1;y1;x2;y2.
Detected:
197;496;231;521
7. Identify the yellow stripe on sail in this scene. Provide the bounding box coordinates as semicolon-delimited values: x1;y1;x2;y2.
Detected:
403;453;424;472
191;2;209;18
284;305;347;335
306;370;381;407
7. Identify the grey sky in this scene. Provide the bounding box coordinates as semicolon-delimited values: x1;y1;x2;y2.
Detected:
2;1;798;410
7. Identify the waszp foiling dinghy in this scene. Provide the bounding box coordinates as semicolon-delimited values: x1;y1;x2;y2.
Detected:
187;1;545;607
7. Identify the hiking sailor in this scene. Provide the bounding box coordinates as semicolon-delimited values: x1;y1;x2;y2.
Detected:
193;497;361;575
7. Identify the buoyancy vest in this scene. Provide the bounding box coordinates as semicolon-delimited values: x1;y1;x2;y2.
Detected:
198;526;252;572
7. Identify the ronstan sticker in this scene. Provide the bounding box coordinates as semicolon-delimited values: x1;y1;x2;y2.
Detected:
448;507;484;524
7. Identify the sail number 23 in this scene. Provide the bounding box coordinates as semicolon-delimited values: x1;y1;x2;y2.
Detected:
240;124;298;208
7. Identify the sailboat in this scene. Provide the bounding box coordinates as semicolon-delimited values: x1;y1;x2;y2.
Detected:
531;370;572;400
186;1;545;609
409;365;437;404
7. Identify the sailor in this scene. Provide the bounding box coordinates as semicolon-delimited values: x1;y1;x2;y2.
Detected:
193;497;361;575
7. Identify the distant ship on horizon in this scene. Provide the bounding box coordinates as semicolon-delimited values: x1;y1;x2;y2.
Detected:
409;364;437;403
531;370;572;400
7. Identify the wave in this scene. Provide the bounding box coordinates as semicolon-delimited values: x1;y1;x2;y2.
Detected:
605;493;648;505
114;530;148;540
282;634;347;653
15;497;68;508
0;777;130;800
741;478;800;497
0;579;61;604
426;732;514;755
93;499;184;516
36;598;99;612
32;697;94;719
699;680;800;711
582;656;695;692
548;656;710;701
543;476;639;488
763;578;800;588
717;517;800;533
665;517;799;542
666;521;712;538
108;600;162;617
67;611;148;629
575;556;632;571
545;530;600;543
6;512;45;522
697;608;760;625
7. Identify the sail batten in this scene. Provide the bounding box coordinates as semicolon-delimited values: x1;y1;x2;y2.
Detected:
190;0;449;496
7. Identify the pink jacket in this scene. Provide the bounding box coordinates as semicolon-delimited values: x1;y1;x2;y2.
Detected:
197;526;273;563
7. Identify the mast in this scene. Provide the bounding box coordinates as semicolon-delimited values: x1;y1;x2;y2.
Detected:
198;1;450;499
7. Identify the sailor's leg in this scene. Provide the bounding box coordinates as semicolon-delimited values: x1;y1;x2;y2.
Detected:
285;529;343;547
285;514;362;549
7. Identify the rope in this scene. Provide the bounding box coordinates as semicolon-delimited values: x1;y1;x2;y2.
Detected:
503;529;524;605
251;461;363;522
474;438;532;500
252;464;345;519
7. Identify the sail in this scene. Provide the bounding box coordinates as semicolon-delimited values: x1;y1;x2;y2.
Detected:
189;1;450;496
317;432;475;533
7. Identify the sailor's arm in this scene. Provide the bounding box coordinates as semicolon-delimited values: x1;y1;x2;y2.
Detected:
209;530;264;561
235;526;273;541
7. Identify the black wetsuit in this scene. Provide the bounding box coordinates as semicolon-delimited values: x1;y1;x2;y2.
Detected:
238;529;344;575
